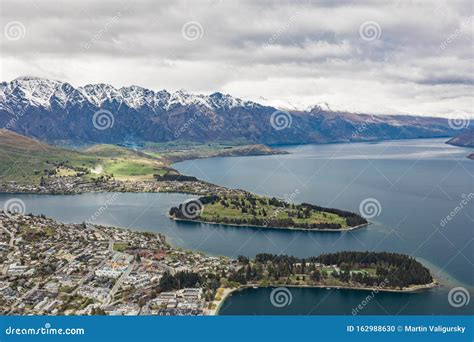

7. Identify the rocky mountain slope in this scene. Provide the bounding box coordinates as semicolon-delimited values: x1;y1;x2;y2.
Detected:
0;129;285;185
0;128;170;184
0;77;461;145
446;129;474;148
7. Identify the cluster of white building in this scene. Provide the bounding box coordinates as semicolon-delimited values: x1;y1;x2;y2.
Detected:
94;253;133;279
149;288;204;311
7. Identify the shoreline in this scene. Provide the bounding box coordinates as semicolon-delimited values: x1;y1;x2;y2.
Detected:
0;179;250;200
208;288;235;316
214;281;439;315
0;188;204;196
169;215;369;232
0;135;469;316
0;139;453;314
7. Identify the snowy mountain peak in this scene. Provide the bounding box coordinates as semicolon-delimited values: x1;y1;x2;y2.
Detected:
1;77;259;113
119;85;154;109
310;102;332;113
4;76;67;108
209;92;252;109
79;83;122;107
167;89;213;110
0;77;458;146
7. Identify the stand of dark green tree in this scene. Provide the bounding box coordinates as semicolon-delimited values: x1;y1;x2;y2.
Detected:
231;251;433;289
169;195;367;229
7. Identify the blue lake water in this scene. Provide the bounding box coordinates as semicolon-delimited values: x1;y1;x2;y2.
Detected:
217;286;473;315
174;139;474;286
1;138;472;314
175;138;474;315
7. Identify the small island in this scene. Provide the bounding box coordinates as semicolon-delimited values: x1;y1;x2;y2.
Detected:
169;194;368;231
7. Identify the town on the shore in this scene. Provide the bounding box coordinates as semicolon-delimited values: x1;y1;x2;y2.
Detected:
0;212;237;316
0;175;247;197
0;211;435;316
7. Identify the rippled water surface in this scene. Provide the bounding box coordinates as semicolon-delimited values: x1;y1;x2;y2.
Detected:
1;138;472;314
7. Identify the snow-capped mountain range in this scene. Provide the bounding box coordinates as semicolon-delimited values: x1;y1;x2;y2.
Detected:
0;76;257;113
0;77;464;145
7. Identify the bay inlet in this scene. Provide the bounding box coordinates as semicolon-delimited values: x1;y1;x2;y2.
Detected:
1;138;472;314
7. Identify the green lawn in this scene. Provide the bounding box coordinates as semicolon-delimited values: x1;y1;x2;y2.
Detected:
113;242;130;252
103;160;158;177
1;131;279;185
0;130;169;184
198;195;349;229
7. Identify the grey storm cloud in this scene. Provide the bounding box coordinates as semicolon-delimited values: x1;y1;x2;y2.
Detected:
0;0;472;117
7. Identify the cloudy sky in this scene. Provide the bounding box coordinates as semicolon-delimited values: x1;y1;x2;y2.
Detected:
1;0;472;117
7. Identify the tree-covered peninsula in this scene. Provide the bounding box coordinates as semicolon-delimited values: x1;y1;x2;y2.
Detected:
169;194;368;231
229;251;435;290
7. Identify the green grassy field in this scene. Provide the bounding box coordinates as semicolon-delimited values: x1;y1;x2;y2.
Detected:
0;130;283;185
197;195;350;229
143;140;284;163
113;242;130;252
0;130;169;184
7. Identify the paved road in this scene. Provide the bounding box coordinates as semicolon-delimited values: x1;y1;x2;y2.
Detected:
1;223;19;274
89;225;114;252
102;262;135;307
6;282;39;315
